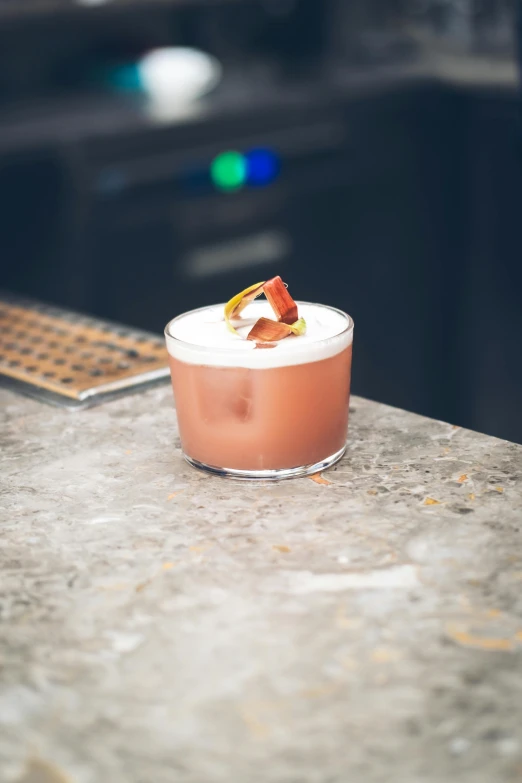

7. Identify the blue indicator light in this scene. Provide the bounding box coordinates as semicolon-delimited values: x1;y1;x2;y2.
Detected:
245;148;279;186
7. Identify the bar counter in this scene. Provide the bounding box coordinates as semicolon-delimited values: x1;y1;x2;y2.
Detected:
1;386;521;783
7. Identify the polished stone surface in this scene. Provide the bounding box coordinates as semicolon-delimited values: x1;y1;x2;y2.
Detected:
1;387;521;783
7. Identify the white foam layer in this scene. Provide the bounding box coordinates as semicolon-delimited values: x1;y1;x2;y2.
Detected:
165;301;353;369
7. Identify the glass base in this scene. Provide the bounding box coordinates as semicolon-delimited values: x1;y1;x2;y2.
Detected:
183;444;346;481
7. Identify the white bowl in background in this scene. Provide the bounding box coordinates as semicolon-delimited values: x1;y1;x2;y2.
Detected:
139;47;222;107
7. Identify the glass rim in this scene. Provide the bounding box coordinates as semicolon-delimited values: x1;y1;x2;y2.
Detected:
164;301;354;354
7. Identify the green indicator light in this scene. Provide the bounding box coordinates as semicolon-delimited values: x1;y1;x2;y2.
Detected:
210;151;246;192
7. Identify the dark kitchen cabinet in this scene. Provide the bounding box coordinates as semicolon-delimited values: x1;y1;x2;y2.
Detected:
458;93;522;443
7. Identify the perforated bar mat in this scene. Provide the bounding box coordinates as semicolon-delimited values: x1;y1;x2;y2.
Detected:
0;294;170;409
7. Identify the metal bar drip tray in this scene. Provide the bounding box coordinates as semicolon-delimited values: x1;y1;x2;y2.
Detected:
0;294;170;409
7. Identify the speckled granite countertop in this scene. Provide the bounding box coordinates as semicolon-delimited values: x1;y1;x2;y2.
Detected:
1;387;522;783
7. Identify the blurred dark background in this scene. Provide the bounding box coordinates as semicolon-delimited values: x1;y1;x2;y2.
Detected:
0;0;520;442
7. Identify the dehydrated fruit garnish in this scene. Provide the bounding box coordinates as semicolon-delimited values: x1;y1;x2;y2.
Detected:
224;277;306;343
246;317;294;343
224;281;266;335
262;276;298;325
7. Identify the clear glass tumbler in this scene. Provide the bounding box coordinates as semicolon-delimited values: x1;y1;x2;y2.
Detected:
165;301;354;480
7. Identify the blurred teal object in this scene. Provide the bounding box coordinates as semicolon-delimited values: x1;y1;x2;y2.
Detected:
93;62;145;94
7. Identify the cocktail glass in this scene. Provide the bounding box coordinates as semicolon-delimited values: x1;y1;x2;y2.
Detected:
165;302;353;480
